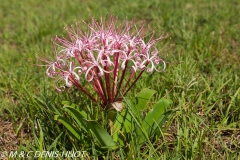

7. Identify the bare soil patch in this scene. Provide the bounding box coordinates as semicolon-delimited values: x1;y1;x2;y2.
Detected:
0;117;29;152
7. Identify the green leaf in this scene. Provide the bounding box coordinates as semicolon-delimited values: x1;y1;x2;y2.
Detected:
112;111;131;146
143;98;172;130
152;110;175;136
133;88;156;113
63;106;88;132
112;112;123;142
62;101;71;105
137;110;174;144
54;115;81;140
136;99;173;144
86;120;117;148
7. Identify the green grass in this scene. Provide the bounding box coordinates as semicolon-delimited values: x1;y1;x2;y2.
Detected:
0;0;239;159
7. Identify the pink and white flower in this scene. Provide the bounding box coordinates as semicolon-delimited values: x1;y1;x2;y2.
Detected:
44;15;167;111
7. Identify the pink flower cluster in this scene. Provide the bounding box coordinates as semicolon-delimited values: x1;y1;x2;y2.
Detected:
45;16;166;111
